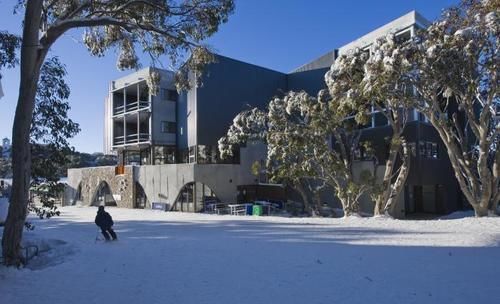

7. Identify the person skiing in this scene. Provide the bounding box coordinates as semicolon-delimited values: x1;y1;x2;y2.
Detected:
95;206;117;241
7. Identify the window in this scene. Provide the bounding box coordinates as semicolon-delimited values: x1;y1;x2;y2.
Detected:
408;142;417;157
162;89;178;102
395;30;411;44
161;121;176;133
124;151;140;166
154;146;176;164
418;141;439;159
426;142;433;158
431;143;438;159
189;146;196;163
419;142;426;156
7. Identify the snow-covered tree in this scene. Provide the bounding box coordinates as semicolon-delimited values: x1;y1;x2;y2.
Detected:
0;0;234;266
326;36;414;216
220;91;375;216
218;104;322;215
407;0;499;216
266;92;329;216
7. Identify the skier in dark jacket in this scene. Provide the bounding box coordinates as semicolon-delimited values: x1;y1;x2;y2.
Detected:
95;206;117;241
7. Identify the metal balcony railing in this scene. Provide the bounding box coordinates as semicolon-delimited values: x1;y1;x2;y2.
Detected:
113;133;151;146
113;100;150;115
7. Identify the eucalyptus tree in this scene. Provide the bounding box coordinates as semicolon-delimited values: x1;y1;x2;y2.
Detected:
266;92;329;216
29;57;80;224
220;91;375;216
0;31;21;76
218;105;321;215
1;0;234;266
406;0;499;216
316;91;376;216
325;47;405;216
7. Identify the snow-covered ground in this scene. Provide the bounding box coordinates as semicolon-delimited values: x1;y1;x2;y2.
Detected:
1;207;499;304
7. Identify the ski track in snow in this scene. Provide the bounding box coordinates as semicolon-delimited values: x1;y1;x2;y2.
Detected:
1;206;499;304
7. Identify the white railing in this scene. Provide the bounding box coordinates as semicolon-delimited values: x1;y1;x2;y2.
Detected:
113;133;150;146
113;100;149;115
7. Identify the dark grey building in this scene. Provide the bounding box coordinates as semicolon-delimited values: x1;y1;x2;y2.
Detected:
70;10;463;217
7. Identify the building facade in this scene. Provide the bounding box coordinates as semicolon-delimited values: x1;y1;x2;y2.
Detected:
66;11;464;217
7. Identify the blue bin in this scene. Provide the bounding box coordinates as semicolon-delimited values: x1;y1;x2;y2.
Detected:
246;204;253;215
152;202;168;211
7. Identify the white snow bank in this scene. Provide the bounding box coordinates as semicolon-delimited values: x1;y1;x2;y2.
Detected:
438;210;475;219
1;207;499;304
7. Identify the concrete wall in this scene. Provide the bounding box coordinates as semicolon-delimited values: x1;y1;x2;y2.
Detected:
65;143;264;210
135;162;256;209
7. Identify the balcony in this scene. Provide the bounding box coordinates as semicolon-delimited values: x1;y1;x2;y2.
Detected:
112;81;150;116
113;100;150;116
112;111;150;148
113;133;151;146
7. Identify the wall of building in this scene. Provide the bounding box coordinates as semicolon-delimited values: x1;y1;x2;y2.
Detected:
338;11;430;55
151;72;177;146
291;51;336;73
66;143;265;209
287;68;329;96
195;55;288;147
66;166;135;208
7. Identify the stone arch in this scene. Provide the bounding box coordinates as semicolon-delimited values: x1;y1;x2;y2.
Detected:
67;166;134;208
172;181;221;213
72;182;82;205
135;182;149;209
91;181;117;207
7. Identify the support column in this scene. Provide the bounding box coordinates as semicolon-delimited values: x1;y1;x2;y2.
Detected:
123;88;127;145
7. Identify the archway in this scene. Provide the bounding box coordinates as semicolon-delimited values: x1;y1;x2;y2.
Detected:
135;182;148;209
91;181;117;207
73;183;82;206
173;182;220;213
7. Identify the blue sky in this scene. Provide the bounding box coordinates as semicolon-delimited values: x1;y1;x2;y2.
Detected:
0;0;458;153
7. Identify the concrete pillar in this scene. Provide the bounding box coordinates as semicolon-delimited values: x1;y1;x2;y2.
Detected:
137;112;140;142
123;88;127;145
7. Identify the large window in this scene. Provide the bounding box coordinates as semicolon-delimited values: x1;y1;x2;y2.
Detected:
419;141;439;159
124;151;141;165
395;30;411;43
153;146;176;164
161;121;176;133
184;145;240;164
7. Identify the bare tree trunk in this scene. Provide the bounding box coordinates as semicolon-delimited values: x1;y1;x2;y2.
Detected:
311;190;322;217
431;117;495;217
2;1;44;266
383;142;410;215
295;180;313;216
338;191;359;217
374;140;400;216
474;204;489;217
